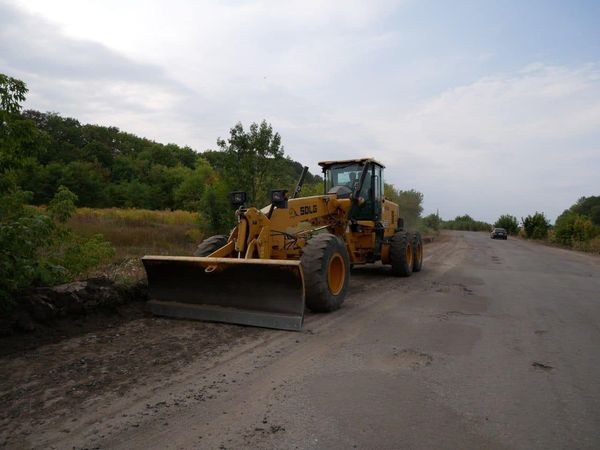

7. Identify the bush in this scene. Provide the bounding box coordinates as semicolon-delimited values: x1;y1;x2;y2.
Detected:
0;191;56;305
554;211;598;246
48;185;78;222
494;214;519;235
422;213;441;232
0;186;114;309
522;212;550;239
442;214;491;232
573;236;600;253
45;234;115;281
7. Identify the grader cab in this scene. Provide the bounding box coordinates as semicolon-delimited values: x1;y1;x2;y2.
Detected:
142;158;423;330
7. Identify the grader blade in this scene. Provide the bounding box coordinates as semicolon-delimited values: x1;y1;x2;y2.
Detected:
142;256;305;331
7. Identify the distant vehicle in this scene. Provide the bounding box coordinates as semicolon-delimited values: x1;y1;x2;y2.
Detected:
491;228;508;240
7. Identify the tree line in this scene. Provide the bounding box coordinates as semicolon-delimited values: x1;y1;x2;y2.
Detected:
429;198;599;252
1;73;427;300
1;74;426;232
9;110;322;217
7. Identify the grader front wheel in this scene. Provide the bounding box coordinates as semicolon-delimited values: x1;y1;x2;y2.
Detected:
301;234;351;312
194;235;228;257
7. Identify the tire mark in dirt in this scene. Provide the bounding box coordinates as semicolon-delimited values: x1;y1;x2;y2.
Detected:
1;234;464;449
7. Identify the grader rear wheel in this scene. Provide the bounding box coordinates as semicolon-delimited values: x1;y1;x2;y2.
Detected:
390;231;413;277
412;232;423;272
301;234;350;312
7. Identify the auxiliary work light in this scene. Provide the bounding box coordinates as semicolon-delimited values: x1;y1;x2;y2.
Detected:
229;191;247;208
271;189;288;209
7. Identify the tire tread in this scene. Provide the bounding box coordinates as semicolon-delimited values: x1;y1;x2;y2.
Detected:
194;234;228;257
390;231;413;277
301;234;350;312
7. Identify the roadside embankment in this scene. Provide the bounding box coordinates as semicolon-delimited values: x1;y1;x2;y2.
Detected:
1;278;147;338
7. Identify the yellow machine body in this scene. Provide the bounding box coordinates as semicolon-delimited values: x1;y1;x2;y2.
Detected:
143;158;410;331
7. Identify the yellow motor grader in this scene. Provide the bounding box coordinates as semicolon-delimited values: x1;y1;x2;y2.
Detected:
142;158;423;330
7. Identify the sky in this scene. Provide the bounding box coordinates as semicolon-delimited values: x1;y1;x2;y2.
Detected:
1;0;599;222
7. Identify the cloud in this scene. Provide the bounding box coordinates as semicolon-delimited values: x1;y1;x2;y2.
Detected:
370;64;600;221
0;1;195;138
1;0;405;149
2;1;599;223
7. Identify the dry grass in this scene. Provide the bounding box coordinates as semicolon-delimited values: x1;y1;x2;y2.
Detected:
67;208;206;283
74;207;199;225
572;236;600;254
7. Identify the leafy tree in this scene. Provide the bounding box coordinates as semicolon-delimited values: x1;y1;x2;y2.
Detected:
397;189;424;228
0;186;114;308
146;164;189;209
140;143;178;168
1;74;49;188
32;112;85;163
200;149;230;172
494;214;519;235
199;177;234;234
48;185;78;222
422;213;441;231
592;206;600;227
570;216;596;243
384;184;424;229
554;211;598;245
568;196;600;226
59;161;109;207
300;181;324;197
82;141;114;167
216;120;286;206
1;189;54;306
6;93;329;213
171;144;197;169
174;158;215;211
1;134;112;300
443;214;491;231
111;154;144;183
0;74;27;113
522;212;550;239
108;180;153;209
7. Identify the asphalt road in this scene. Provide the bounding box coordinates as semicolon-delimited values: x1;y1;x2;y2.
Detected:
7;231;600;449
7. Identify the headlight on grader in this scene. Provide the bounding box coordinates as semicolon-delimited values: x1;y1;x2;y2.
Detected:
271;189;288;208
230;191;247;208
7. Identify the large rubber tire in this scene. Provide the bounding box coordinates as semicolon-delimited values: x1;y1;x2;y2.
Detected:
412;232;423;273
301;234;351;313
390;231;413;277
193;234;228;257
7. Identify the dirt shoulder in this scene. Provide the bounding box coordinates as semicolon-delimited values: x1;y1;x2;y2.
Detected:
0;309;268;448
0;235;447;449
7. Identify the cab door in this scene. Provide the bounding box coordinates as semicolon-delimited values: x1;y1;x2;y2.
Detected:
354;164;384;221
